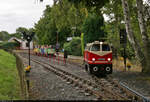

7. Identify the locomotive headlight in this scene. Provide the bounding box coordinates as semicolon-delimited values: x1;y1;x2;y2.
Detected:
107;58;111;61
92;58;96;61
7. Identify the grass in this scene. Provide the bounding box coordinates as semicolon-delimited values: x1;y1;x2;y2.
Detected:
113;57;142;72
67;55;142;72
0;49;21;100
136;77;150;81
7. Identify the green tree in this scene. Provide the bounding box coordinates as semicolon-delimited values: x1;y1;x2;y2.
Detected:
34;0;86;47
0;31;11;41
64;37;82;56
15;27;29;39
82;13;106;44
68;0;109;15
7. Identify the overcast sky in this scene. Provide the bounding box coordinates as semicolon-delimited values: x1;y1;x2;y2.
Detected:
0;0;53;34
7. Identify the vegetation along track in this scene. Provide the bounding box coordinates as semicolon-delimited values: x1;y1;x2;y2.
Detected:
19;53;150;101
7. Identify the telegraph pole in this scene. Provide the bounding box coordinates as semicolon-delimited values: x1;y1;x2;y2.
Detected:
56;31;58;44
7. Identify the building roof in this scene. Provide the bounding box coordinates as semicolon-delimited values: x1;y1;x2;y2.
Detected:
8;37;23;43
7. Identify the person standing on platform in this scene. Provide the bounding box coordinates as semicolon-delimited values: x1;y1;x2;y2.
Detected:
64;50;68;65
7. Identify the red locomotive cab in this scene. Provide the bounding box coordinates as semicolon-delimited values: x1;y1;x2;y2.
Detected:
84;41;112;75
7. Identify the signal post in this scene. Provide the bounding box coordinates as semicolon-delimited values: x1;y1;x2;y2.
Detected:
22;31;35;91
120;29;127;71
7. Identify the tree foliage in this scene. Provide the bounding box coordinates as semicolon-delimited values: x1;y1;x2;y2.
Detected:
34;0;86;47
68;0;109;15
82;13;106;44
63;37;82;56
36;0;150;73
0;31;10;41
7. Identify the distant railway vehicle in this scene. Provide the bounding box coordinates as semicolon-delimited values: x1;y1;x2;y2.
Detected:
84;41;112;75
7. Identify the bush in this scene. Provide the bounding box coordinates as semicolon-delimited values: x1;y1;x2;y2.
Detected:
119;43;135;60
0;42;19;50
63;37;82;56
63;42;72;55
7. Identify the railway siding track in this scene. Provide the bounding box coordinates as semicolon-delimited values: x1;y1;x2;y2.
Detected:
19;52;150;101
106;76;150;102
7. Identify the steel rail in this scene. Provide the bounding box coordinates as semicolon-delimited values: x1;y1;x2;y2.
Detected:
20;52;149;101
28;55;131;100
120;82;150;102
29;57;108;100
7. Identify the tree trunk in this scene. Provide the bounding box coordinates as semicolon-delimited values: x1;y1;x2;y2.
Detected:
53;0;58;5
121;0;147;72
136;0;150;73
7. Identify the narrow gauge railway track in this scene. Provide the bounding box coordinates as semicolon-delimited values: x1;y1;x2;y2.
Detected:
20;53;133;100
91;72;150;102
19;52;150;102
32;53;150;102
92;76;143;101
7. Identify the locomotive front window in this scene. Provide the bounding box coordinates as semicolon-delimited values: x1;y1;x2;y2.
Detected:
91;44;100;51
102;44;110;51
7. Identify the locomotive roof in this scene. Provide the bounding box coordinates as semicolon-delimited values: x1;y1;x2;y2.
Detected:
86;41;109;47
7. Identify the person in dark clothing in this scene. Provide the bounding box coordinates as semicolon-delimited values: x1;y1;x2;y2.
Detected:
64;50;68;65
55;43;60;55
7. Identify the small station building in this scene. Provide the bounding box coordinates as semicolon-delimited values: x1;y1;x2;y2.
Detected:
8;37;33;50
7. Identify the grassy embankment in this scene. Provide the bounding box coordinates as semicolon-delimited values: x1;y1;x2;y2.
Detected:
0;49;20;100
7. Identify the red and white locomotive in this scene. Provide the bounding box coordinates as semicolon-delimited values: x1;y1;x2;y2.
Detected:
84;41;112;75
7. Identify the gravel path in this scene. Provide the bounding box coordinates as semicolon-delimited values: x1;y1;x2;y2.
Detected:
19;54;96;100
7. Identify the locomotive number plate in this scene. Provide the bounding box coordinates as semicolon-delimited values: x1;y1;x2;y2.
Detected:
98;58;105;61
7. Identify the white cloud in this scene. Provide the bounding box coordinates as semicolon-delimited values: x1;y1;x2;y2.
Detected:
0;0;53;33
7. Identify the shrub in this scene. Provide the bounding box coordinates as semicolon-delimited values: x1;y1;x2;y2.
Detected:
63;42;72;55
63;37;82;56
0;42;19;50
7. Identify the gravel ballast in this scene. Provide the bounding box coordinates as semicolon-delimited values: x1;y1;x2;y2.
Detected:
18;52;150;100
20;54;96;100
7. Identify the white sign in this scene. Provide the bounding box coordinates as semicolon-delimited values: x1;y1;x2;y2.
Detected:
67;37;72;41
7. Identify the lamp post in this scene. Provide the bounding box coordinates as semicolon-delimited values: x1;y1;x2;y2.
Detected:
71;27;76;37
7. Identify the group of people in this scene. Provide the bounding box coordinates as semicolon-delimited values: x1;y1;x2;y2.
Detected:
33;45;68;64
33;45;56;56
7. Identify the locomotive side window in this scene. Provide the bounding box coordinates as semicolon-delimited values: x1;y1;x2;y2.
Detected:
85;46;88;50
85;46;90;50
102;44;110;51
91;44;100;51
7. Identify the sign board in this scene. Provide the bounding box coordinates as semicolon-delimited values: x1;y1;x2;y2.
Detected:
67;37;72;41
71;27;76;30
